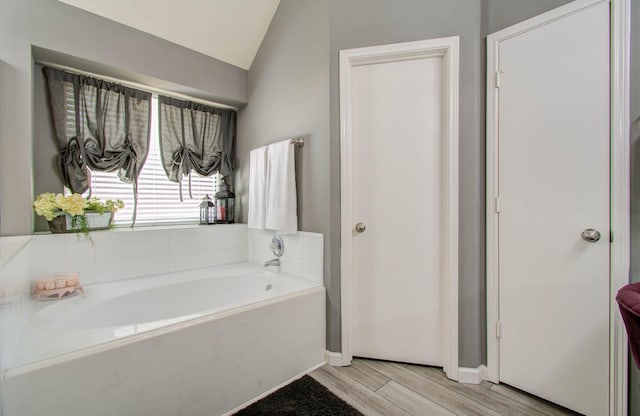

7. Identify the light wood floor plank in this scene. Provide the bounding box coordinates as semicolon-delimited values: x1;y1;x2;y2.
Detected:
310;359;580;416
479;380;494;390
405;364;550;416
490;383;580;416
357;359;502;416
377;380;456;416
309;365;412;416
334;359;390;391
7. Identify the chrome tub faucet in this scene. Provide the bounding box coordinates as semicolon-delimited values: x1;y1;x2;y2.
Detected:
263;258;281;267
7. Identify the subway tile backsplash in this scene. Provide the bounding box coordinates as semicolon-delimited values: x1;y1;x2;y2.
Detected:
0;225;323;371
0;224;322;309
248;229;324;285
28;224;249;285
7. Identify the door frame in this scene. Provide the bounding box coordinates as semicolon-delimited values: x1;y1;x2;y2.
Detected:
339;36;460;380
485;0;631;414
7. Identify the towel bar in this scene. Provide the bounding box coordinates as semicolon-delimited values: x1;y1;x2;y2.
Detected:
290;137;304;148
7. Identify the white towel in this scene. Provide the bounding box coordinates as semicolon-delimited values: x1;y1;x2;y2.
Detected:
264;140;298;234
247;145;268;229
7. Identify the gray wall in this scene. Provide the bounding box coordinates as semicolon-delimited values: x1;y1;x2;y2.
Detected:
243;0;579;364
629;0;640;414
326;0;597;366
481;0;573;35
235;1;332;345
330;0;485;366
0;0;247;236
6;1;640;405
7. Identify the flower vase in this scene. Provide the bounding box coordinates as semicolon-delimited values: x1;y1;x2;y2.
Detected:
47;211;114;234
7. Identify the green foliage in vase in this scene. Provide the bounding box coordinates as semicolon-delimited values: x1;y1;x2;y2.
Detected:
33;193;125;240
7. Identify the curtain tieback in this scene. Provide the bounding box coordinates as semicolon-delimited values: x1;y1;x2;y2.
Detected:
170;146;195;202
116;136;138;183
120;136;140;227
58;137;90;194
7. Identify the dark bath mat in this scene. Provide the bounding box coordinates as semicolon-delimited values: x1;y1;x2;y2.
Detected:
233;375;363;416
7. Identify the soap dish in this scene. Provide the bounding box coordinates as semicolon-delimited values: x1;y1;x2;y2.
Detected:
33;273;84;301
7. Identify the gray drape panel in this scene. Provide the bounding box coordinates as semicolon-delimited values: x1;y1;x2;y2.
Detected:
158;96;236;200
43;67;152;224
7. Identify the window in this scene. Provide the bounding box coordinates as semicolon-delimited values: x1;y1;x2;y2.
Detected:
73;96;220;226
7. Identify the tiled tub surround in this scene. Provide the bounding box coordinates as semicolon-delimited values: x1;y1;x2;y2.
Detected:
1;224;250;370
248;229;324;285
9;263;323;368
31;224;249;285
0;236;32;307
0;225;326;416
4;266;325;416
0;236;32;412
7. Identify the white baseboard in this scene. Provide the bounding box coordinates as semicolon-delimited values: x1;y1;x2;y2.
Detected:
458;365;488;384
325;350;345;366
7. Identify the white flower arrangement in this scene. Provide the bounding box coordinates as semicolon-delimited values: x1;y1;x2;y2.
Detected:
33;193;124;237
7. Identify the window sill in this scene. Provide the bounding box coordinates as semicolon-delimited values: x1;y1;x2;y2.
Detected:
33;222;245;236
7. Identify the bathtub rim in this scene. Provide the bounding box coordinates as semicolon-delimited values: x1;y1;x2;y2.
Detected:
3;285;325;379
29;265;311;329
0;235;33;267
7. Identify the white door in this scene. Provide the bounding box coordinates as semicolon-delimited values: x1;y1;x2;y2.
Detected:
495;2;610;415
350;54;444;365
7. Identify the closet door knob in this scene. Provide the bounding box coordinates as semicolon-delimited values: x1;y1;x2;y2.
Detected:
581;229;601;243
355;223;366;233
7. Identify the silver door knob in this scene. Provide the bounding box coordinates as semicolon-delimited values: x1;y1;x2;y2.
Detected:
581;229;601;243
355;223;366;233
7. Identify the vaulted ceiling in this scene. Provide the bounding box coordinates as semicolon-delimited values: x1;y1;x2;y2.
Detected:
58;0;280;70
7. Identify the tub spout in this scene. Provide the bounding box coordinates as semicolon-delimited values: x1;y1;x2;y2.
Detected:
264;258;281;267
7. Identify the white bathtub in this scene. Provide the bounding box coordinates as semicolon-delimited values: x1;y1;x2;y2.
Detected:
2;262;326;416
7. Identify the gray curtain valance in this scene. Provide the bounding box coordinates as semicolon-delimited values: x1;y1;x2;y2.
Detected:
158;95;236;200
43;67;152;224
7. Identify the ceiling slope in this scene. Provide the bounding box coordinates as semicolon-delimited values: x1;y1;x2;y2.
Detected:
58;0;280;70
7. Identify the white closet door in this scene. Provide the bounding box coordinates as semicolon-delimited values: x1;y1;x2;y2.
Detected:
496;2;610;415
351;55;444;365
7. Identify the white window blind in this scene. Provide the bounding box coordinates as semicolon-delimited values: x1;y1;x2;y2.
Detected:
69;96;219;226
